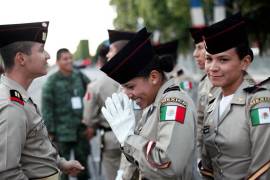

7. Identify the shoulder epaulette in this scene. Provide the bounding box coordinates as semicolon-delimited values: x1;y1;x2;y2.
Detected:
200;74;207;82
244;77;270;93
244;83;268;94
163;86;180;94
10;90;24;105
257;77;270;86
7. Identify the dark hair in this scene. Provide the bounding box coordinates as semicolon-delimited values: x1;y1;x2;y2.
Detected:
98;44;109;59
0;41;34;70
235;43;254;61
97;44;109;64
136;55;174;78
56;48;70;60
0;64;4;74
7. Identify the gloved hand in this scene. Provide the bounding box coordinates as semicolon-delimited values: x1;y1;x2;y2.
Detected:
115;169;124;180
101;92;135;145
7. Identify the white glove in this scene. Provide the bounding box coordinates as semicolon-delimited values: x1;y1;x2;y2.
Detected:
101;92;135;145
115;169;124;180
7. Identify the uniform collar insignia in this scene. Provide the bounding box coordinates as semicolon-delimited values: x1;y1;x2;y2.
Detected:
10;89;24;105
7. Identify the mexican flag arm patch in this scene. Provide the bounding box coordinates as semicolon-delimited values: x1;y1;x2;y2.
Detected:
179;81;192;91
160;105;186;124
250;107;270;126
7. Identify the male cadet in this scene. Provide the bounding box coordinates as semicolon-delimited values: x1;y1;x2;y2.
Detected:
83;30;136;180
189;27;219;159
0;21;84;180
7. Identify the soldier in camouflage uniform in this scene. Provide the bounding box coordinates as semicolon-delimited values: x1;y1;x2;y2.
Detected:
42;48;90;180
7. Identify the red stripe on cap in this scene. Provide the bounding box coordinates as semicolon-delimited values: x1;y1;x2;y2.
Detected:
205;21;245;40
109;37;150;77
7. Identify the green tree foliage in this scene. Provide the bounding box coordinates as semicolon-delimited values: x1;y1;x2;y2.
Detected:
73;40;91;61
110;0;192;53
226;0;270;54
110;0;270;54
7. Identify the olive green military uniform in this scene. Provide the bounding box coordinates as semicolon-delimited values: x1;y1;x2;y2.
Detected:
42;70;90;180
0;75;62;179
201;73;270;179
196;75;220;159
83;73;122;180
121;78;200;180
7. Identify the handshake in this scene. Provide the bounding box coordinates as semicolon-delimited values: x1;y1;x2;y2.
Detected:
101;92;136;145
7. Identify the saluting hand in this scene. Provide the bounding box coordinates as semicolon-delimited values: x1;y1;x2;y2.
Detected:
101;92;135;145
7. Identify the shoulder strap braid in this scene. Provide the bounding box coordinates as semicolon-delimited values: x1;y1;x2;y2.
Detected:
163;86;180;94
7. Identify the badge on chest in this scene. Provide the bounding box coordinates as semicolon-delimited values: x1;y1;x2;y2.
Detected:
71;96;82;109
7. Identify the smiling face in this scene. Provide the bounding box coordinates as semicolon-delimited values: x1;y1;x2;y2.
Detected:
193;41;206;70
205;47;251;95
57;51;73;74
122;70;162;109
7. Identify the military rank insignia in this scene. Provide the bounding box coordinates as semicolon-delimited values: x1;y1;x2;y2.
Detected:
160;105;186;124
10;89;24;105
250;107;270;126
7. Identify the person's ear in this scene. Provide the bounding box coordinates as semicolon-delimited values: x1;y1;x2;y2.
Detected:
149;70;160;85
241;55;252;71
15;52;26;66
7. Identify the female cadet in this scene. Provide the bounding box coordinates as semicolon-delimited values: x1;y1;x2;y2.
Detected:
200;13;270;179
189;27;220;160
100;28;200;180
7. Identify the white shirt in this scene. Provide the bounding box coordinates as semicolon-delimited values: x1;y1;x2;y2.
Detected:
219;94;234;117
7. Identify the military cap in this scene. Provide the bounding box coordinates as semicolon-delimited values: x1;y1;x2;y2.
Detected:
154;40;179;66
189;26;206;44
108;29;135;44
203;12;248;54
154;40;178;57
0;21;49;48
101;27;154;84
